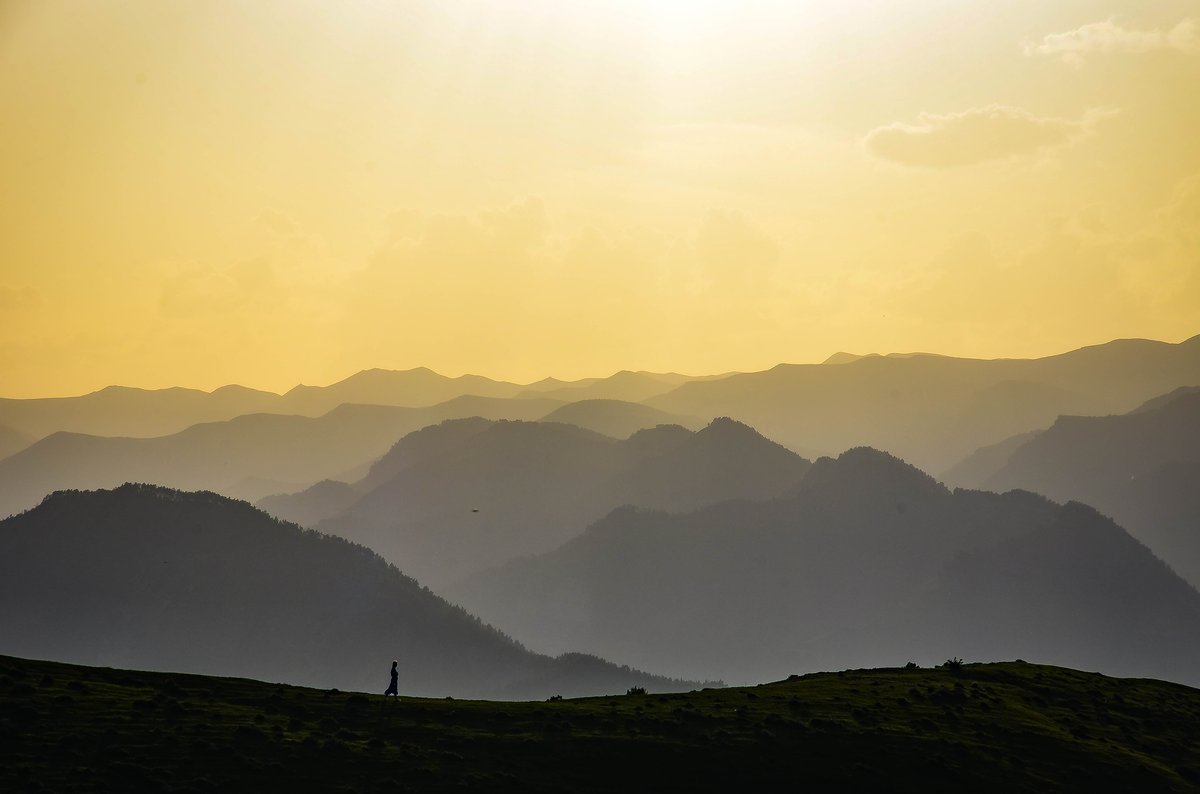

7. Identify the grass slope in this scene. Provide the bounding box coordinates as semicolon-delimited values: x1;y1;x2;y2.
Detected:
3;655;1199;792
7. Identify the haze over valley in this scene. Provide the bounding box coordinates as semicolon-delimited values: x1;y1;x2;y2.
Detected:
2;334;1200;701
5;1;1200;787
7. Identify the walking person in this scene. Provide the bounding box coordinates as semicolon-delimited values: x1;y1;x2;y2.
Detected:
384;659;399;699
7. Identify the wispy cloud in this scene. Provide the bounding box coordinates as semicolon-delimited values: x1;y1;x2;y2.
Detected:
1026;17;1200;68
863;105;1113;169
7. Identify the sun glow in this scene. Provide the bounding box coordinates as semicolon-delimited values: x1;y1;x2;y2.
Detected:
1;0;1198;396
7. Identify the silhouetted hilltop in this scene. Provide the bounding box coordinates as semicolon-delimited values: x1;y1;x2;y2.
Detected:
291;417;809;587
608;417;811;514
797;447;948;508
6;655;1200;792
451;447;1200;686
539;399;702;439
0;397;563;519
0;484;693;699
648;334;1200;472
978;387;1200;587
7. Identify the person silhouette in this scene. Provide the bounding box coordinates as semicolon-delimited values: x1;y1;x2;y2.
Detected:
384;660;399;698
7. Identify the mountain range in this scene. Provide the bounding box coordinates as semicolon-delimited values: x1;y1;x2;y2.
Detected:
271;416;810;587
5;333;1199;486
0;369;714;447
0;397;560;518
648;334;1200;472
450;447;1200;687
949;387;1200;588
0;484;695;699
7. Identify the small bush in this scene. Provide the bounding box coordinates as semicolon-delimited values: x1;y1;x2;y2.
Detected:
626;686;647;696
547;695;563;702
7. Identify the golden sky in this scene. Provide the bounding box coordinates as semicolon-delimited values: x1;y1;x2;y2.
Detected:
2;0;1199;397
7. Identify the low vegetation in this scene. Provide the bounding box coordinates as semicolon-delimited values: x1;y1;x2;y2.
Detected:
4;654;1200;792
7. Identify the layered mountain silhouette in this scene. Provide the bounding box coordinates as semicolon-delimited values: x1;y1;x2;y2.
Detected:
515;370;725;403
940;430;1041;488
0;369;719;444
970;387;1200;587
647;334;1200;472
0;397;566;519
256;479;362;528
450;448;1200;687
0;484;695;699
538;399;702;439
267;417;809;587
0;384;280;444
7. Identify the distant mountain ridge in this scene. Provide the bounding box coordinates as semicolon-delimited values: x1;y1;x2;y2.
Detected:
649;334;1200;472
450;446;1200;687
4;333;1198;475
0;484;696;699
975;387;1200;587
0;397;565;519
538;399;703;438
0;369;723;443
267;416;811;587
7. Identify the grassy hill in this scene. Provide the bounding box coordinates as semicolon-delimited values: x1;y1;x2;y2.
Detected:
3;654;1199;792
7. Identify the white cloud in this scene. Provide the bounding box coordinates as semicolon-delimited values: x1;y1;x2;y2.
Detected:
863;105;1111;169
1026;17;1200;67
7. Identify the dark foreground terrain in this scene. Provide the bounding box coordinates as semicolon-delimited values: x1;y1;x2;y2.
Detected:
3;655;1199;793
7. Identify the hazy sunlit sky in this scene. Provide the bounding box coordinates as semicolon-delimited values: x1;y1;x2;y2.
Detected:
2;0;1198;397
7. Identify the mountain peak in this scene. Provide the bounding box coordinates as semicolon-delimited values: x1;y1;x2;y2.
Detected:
799;447;949;502
696;415;754;436
1129;385;1200;415
822;352;865;365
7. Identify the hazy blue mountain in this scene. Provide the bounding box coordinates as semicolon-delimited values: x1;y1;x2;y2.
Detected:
297;417;810;587
538;399;703;439
450;448;1200;687
979;387;1200;586
0;484;695;699
648;334;1200;473
0;397;564;519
